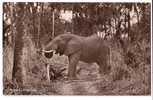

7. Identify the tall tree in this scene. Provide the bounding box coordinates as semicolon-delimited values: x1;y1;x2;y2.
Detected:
12;3;26;87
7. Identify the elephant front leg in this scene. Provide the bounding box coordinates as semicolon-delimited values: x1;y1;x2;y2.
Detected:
68;52;80;80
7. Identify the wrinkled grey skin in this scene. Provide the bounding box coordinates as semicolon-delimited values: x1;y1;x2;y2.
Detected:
44;33;110;79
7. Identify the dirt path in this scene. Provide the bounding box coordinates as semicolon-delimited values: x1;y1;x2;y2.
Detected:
54;80;99;95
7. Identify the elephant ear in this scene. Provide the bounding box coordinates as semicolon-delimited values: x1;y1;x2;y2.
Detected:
64;39;82;56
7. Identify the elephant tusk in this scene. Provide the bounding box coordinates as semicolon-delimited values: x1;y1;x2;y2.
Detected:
42;50;55;53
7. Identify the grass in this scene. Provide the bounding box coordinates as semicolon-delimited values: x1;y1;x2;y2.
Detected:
3;38;151;95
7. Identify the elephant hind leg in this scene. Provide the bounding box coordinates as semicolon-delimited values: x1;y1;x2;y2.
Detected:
97;60;111;76
68;52;80;80
97;49;111;75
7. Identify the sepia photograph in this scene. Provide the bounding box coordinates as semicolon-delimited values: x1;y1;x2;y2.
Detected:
3;2;151;95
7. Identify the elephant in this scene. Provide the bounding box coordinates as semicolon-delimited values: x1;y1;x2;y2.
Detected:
43;33;110;80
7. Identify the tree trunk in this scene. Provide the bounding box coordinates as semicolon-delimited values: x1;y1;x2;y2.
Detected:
134;4;139;25
52;9;55;38
72;5;74;34
12;3;26;87
127;10;131;36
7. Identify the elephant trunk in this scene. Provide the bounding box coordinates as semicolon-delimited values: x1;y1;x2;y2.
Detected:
45;41;58;51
